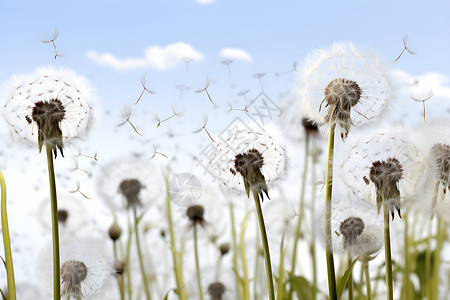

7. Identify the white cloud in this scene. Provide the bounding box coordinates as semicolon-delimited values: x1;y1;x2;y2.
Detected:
195;0;216;4
219;47;252;61
85;42;204;71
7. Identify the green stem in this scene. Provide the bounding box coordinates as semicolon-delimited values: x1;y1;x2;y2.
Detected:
310;150;318;300
348;256;353;300
426;181;439;300
113;241;125;300
229;201;243;299
432;217;444;300
252;191;275;300
165;174;187;300
363;260;372;300
324;123;337;300
125;212;133;300
46;145;60;300
240;212;251;300
133;207;152;300
253;221;260;300
0;170;15;300
383;202;394;300
193;225;204;300
401;212;411;300
290;135;310;275
276;235;286;300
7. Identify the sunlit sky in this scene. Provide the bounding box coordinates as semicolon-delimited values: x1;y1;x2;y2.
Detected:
0;0;450;296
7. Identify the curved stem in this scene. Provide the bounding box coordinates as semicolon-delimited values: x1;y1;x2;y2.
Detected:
133;207;152;300
46;145;60;300
348;255;353;300
0;170;15;300
363;260;372;300
383;202;394;300
324;124;337;300
193;225;204;300
252;191;275;300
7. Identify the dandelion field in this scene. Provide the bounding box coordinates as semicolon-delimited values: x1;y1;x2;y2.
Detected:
0;1;450;300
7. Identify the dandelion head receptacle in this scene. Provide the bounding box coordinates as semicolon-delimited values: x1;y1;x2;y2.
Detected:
187;204;206;227
3;67;96;157
430;143;450;190
208;282;226;299
298;42;392;135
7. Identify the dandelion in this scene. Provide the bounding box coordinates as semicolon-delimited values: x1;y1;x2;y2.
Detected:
155;106;183;127
3;67;95;300
195;77;215;105
341;128;424;300
193;115;215;143
393;35;416;63
187;204;207;300
211;125;286;300
221;59;233;75
134;75;156;105
299;42;392;136
41;30;62;60
41;241;113;299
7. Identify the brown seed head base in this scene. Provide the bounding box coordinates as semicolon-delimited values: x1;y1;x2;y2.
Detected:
31;99;66;157
186;204;206;227
232;149;270;201
369;157;403;219
339;216;364;250
431;143;450;191
302;117;319;136
119;179;143;209
208;282;226;299
61;260;88;298
58;209;69;224
323;78;361;133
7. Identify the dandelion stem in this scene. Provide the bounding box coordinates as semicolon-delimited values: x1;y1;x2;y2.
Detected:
383;201;394;300
432;215;444;300
193;225;204;300
362;259;372;300
113;241;125;300
276;235;286;300
252;190;275;300
133;206;152;300
228;201;243;298
46;145;61;300
401;212;412;300
164;173;187;300
324;123;338;300
253;221;260;300
125;213;133;300
310;150;319;300
290;134;310;275
240;211;251;300
0;170;15;300
348;255;354;300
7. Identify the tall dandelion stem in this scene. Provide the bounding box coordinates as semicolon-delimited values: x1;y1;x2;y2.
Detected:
165;174;186;300
383;201;394;300
46;145;61;300
0;170;15;300
362;260;372;300
193;225;204;300
132;206;152;300
252;190;275;300
291;134;310;274
324;123;337;300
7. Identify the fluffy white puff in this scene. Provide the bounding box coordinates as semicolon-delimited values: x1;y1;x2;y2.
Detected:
339;125;426;217
297;42;393;134
2;66;97;149
96;154;165;212
39;239;114;299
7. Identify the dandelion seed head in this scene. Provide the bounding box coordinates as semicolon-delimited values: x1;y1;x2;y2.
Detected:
61;260;88;298
119;178;143;209
219;242;230;255
298;42;392;134
57;209;69;224
430;143;450;188
211;125;286;199
339;216;364;249
108;221;122;241
369;157;403;195
186;204;206;227
3;67;96;153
